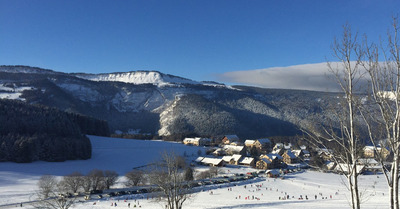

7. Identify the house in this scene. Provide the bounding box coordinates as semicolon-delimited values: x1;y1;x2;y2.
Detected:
222;145;246;155
222;135;241;145
183;137;212;146
317;149;333;161
256;158;273;170
244;138;272;152
256;154;284;169
239;157;255;168
199;157;225;167
363;145;390;160
334;163;365;175
244;140;256;147
282;150;298;164
357;158;381;174
292;149;310;159
325;161;337;170
222;154;242;165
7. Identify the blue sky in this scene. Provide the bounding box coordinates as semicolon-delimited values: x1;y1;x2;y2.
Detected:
1;0;399;89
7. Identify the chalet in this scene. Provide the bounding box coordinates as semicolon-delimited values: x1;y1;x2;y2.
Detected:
222;135;241;145
256;158;273;170
183;137;212;146
256;154;284;169
317;149;333;161
292;149;310;159
221;145;246;155
334;163;365;175
363;146;390;160
282;150;298;164
222;154;242;165
239;157;255;168
199;157;225;167
325;161;337;170
244;138;271;151
357;158;381;174
244;140;256;147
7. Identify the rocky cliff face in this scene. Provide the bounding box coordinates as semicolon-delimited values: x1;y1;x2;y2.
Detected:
0;65;342;139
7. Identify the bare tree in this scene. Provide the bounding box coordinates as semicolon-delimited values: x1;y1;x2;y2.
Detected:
304;24;363;209
87;169;105;191
148;151;192;209
125;170;145;187
37;175;58;199
59;172;84;194
81;175;92;193
103;170;118;189
361;16;400;209
35;175;75;209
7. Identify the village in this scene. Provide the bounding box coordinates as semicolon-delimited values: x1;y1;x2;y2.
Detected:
183;135;391;177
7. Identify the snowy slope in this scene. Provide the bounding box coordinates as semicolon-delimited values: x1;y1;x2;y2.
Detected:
74;71;202;87
0;135;391;209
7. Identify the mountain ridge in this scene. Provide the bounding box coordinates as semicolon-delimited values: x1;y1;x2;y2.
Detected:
0;65;341;139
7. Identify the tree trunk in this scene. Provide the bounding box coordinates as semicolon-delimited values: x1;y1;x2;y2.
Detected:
393;156;399;209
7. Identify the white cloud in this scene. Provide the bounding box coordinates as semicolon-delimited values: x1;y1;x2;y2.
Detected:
216;62;369;92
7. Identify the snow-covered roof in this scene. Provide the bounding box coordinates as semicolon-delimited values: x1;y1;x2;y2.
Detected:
284;143;292;150
184;137;200;143
364;145;386;152
201;157;223;166
240;157;254;165
195;157;205;163
222;156;233;162
222;145;244;152
335;163;365;174
292;150;301;157
232;154;241;160
325;161;336;170
358;158;378;165
184;137;212;143
244;140;255;146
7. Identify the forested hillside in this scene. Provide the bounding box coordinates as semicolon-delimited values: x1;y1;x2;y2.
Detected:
0;99;109;163
0;65;347;141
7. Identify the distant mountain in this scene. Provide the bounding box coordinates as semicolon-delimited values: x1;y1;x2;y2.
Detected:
0;65;344;140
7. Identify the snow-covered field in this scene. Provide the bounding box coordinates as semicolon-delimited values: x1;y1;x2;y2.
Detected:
0;136;391;209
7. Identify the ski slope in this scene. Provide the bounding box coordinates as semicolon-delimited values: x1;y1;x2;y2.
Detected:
0;135;391;208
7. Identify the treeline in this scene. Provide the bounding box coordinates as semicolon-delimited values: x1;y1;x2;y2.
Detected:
0;99;109;163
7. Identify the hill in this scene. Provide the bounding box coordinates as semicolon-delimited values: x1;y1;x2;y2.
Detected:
0;65;342;139
0;99;109;163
